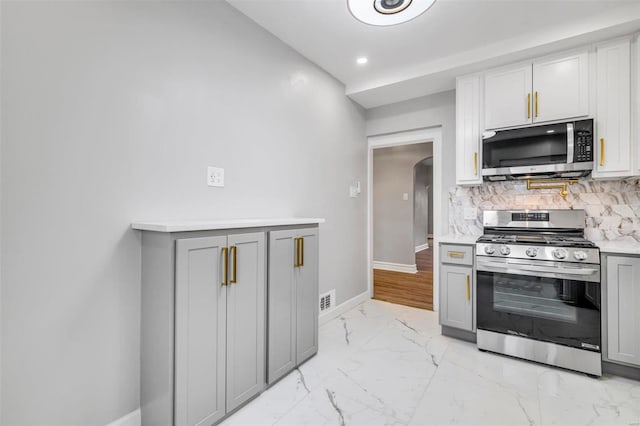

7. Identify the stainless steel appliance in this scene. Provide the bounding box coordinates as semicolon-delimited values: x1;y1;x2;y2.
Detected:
476;209;601;376
482;119;594;181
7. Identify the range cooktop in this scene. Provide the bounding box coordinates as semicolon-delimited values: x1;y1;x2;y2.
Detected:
476;233;596;248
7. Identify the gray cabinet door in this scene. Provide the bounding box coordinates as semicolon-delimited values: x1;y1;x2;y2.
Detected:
296;229;319;364
175;236;227;426
226;232;266;413
267;229;297;384
440;264;473;331
606;256;640;366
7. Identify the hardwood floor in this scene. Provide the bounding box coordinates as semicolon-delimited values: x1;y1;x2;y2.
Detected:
373;238;434;310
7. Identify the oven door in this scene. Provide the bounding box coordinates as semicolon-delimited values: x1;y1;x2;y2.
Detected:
476;257;601;351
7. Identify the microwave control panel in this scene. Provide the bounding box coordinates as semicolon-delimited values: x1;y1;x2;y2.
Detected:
574;119;594;163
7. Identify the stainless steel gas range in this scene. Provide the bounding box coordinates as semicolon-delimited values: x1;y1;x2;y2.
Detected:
476;209;602;376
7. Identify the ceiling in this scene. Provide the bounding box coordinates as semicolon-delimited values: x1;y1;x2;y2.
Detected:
227;0;640;108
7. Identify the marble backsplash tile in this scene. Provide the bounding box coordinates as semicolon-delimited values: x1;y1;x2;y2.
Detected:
449;178;640;242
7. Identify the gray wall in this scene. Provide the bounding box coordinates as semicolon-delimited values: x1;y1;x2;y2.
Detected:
373;144;432;265
366;91;456;239
0;2;367;425
414;158;433;248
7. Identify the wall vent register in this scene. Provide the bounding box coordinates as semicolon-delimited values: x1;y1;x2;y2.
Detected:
320;290;335;312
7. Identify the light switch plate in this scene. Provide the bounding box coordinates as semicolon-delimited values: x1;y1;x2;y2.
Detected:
349;186;358;198
402;193;409;201
464;207;477;220
207;167;224;187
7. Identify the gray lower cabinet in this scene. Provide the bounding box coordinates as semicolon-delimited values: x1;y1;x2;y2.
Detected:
439;243;475;332
604;254;640;367
141;230;265;426
267;228;319;384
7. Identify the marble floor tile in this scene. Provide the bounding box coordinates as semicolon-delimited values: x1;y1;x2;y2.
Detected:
220;299;640;426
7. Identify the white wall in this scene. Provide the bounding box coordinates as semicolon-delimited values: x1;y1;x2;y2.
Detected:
414;159;433;247
366;91;456;238
0;1;367;425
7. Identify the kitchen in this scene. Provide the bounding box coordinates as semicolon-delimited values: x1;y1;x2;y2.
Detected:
1;1;640;426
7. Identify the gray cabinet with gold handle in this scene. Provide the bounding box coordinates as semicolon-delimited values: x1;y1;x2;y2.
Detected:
140;230;265;426
439;243;475;335
268;227;319;385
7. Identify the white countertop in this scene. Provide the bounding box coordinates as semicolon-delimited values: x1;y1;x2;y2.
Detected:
436;234;480;245
595;240;640;255
131;218;325;233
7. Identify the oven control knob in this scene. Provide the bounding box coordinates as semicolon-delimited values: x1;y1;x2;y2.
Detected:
499;246;511;256
574;250;588;261
484;245;495;255
553;248;568;260
525;247;538;257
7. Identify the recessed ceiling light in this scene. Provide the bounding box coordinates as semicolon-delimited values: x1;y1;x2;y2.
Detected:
347;0;436;26
357;57;368;65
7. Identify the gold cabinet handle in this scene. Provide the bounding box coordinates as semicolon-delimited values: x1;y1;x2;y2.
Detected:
466;275;471;301
300;237;304;267
600;138;605;167
535;91;539;117
527;92;531;119
230;245;237;284
448;251;465;258
221;247;229;286
473;152;478;176
294;238;300;267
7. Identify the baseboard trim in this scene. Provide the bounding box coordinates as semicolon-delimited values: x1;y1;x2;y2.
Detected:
415;243;429;252
106;409;140;426
373;261;417;274
319;290;370;325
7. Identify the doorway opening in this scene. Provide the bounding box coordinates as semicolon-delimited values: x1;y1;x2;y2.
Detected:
367;127;443;312
371;143;433;310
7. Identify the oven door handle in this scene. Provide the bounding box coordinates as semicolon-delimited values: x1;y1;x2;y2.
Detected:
518;265;597;276
478;261;598;276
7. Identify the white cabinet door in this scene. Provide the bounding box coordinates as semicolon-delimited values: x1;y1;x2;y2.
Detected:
593;39;632;178
484;64;532;129
636;35;640;174
440;264;473;332
532;51;589;123
606;256;640;367
456;75;482;185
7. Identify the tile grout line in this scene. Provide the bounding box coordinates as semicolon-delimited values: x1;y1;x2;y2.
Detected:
406;335;451;425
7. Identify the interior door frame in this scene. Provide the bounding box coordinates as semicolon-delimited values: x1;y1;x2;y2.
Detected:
367;127;443;311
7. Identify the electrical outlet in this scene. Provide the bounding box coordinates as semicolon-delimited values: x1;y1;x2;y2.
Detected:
464;207;477;220
207;167;224;187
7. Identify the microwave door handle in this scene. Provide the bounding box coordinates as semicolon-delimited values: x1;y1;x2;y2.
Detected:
566;123;574;164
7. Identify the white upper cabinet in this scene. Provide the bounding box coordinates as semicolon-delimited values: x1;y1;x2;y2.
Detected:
636;35;640;175
456;75;483;185
532;52;589;123
484;50;589;130
484;65;532;130
592;38;632;178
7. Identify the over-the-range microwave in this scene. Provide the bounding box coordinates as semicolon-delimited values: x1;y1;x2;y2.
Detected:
482;118;594;181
